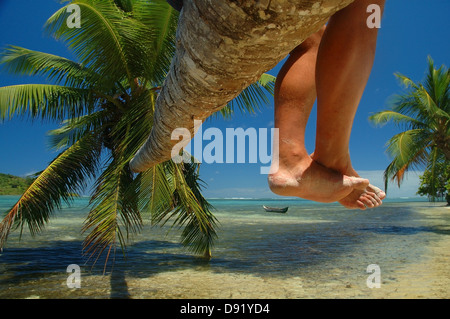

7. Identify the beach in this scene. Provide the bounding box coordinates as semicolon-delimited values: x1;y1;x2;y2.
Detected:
0;197;448;299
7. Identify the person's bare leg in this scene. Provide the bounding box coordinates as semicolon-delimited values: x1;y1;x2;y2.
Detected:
312;0;386;208
268;28;370;204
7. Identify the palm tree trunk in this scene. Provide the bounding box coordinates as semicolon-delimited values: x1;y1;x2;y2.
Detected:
130;0;354;172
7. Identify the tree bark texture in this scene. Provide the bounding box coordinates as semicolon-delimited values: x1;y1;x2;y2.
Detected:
130;0;354;172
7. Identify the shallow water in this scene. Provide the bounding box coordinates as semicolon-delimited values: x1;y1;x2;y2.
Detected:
0;196;448;299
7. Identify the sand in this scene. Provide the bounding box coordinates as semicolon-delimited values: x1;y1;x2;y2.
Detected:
71;206;450;299
6;203;448;300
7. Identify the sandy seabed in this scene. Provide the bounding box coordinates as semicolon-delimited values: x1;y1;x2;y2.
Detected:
120;234;450;299
3;203;448;300
55;206;449;299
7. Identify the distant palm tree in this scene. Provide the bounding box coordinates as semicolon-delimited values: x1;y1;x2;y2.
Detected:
369;57;449;192
0;0;274;267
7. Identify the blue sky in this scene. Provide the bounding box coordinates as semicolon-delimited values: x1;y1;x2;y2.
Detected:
0;0;449;199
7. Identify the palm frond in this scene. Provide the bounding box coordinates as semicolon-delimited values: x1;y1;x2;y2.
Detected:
383;129;431;189
82;154;142;270
394;72;420;91
132;0;178;86
424;56;450;112
111;88;155;162
136;157;218;258
44;0;137;90
0;45;101;88
47;109;109;150
114;0;134;12
176;161;217;257
369;110;426;129
0;84;93;121
217;73;276;119
414;84;449;122
136;162;176;224
169;160;218;257
0;132;101;248
81;92;153;267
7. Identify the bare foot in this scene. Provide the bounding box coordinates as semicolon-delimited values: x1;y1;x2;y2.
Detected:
338;167;386;210
268;156;370;203
307;152;386;210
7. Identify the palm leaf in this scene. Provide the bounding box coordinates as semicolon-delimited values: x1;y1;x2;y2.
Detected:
383;129;431;189
48;109;110;150
168;161;218;257
176;161;217;257
136;157;218;258
108;88;155;164
132;0;178;86
424;56;450;112
82;155;142;270
0;45;101;88
114;0;134;12
369;110;425;129
0;84;93;121
137;162;176;224
0;132;102;248
217;73;276;119
414;84;449;122
81;96;150;268
44;0;136;90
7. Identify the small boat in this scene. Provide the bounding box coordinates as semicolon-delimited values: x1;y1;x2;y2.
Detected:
263;205;288;213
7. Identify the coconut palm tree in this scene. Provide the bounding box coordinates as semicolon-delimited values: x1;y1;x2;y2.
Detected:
0;0;275;267
369;57;449;192
129;0;355;172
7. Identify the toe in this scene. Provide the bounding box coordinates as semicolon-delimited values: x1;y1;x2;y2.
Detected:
349;177;370;190
356;200;367;210
368;185;386;200
366;191;382;207
361;195;375;208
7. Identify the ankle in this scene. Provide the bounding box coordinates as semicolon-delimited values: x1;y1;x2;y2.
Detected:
311;152;352;174
277;144;310;169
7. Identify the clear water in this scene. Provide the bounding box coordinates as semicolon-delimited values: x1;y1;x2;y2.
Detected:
0;196;448;299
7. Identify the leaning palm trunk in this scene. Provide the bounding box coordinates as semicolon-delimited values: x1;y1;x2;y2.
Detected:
130;0;354;172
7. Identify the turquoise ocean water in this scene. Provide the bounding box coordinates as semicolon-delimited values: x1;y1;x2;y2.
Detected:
0;195;448;299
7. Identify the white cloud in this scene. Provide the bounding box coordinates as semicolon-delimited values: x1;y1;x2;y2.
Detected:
24;171;38;177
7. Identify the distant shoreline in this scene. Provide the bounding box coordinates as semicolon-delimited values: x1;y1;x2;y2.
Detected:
0;173;35;196
0;194;439;203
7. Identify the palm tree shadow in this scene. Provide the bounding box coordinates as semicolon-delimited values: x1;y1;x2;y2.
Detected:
0;239;202;298
359;225;450;236
110;268;130;299
0;241;86;296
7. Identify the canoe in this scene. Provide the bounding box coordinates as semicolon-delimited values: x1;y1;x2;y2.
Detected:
263;205;288;213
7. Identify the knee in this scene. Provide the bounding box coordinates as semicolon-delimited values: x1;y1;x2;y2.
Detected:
308;25;326;46
291;25;326;55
